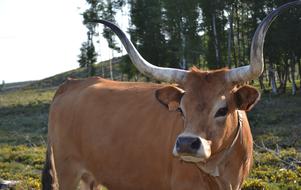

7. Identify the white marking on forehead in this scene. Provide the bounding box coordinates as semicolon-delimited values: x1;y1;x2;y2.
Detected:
213;95;227;111
211;95;228;120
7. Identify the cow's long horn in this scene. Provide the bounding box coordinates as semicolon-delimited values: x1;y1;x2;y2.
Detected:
226;0;301;83
93;20;187;83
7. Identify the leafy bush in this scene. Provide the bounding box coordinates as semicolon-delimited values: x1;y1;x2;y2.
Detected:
243;178;274;190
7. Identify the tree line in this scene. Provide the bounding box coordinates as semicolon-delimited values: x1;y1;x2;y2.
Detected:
78;0;301;95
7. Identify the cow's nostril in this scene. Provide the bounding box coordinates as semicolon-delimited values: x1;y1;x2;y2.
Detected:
190;138;201;150
175;137;201;155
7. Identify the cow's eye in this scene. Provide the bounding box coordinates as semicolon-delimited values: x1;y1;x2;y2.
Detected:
215;107;228;117
177;108;183;115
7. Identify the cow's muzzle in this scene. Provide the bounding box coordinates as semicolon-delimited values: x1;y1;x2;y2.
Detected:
173;134;211;163
176;136;201;155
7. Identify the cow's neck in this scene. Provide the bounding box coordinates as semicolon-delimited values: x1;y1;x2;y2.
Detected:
195;110;243;180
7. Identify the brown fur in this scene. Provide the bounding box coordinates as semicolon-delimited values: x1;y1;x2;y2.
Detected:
42;69;258;190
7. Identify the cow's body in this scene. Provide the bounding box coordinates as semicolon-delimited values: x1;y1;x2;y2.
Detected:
42;2;300;189
47;73;252;190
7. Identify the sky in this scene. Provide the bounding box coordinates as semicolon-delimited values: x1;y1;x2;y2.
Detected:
0;0;127;83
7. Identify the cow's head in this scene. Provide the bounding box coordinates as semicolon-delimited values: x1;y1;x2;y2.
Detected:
95;0;299;163
155;68;260;162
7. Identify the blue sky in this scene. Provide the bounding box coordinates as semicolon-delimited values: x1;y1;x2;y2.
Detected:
0;0;127;83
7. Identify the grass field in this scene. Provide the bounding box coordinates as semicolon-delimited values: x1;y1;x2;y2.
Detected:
0;88;54;189
0;80;301;189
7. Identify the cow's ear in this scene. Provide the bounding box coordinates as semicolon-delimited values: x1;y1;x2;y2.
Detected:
155;86;185;111
234;85;260;111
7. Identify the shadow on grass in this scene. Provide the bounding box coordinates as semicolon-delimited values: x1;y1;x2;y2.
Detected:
0;102;49;146
248;93;301;148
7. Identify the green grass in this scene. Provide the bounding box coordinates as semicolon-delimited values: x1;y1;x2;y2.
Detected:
0;80;301;189
0;88;54;189
243;148;301;190
0;145;45;189
249;92;301;148
0;88;55;145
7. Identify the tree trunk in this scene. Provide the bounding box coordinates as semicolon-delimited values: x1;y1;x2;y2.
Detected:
232;29;237;68
297;57;301;89
110;51;114;80
278;68;285;94
101;62;105;77
212;12;221;68
235;3;241;66
278;60;289;94
291;53;297;95
241;5;246;65
227;5;233;68
88;64;91;77
268;61;277;95
284;66;289;93
259;75;266;91
179;21;187;70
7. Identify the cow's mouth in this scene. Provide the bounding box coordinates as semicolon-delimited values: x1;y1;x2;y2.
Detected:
180;155;206;163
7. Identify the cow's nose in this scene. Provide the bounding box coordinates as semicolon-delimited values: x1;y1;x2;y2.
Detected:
176;136;201;155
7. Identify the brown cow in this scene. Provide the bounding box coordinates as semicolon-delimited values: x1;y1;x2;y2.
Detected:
42;1;300;190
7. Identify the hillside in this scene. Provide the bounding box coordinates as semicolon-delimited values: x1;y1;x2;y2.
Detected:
0;61;301;189
0;56;131;93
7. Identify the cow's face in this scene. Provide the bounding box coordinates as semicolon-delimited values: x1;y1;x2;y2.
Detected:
156;68;260;163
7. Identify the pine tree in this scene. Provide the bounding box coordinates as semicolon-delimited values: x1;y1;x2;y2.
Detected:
78;31;97;77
